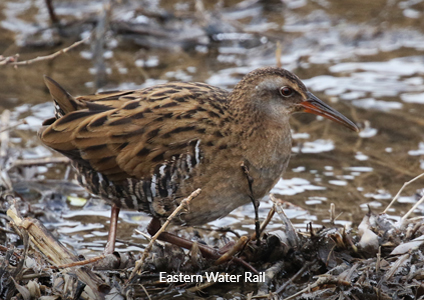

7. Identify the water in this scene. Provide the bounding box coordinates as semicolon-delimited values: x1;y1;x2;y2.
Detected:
1;0;424;258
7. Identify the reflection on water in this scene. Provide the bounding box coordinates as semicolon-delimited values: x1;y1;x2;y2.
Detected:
271;178;326;195
1;0;424;257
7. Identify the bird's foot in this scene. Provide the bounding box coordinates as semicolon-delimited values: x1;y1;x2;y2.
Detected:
147;218;258;273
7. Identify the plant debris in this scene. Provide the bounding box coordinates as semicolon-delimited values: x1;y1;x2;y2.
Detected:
2;157;424;299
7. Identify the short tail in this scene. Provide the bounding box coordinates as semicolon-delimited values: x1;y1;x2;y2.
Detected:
44;76;78;121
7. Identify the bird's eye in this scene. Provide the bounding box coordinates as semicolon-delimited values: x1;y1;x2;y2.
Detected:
279;86;294;97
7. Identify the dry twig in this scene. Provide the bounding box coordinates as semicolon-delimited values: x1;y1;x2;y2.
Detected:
383;172;424;214
402;194;424;221
128;189;201;282
251;205;276;241
281;275;351;300
383;253;410;281
215;236;248;265
275;261;315;295
270;194;299;248
7;203;106;299
54;255;106;269
186;274;223;293
0;35;90;66
11;157;70;168
0;120;27;133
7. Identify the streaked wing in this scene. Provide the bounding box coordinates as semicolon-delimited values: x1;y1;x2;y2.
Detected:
40;82;231;183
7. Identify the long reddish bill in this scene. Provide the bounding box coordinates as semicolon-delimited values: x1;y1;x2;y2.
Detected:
300;92;359;132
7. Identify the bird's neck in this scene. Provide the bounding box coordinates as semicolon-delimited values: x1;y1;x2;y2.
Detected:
229;100;292;170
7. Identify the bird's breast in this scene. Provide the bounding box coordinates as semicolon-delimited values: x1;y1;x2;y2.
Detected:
241;126;292;195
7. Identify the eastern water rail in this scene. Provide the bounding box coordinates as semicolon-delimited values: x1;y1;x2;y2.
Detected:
39;67;358;253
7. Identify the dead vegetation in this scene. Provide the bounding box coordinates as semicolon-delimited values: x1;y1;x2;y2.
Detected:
2;190;424;299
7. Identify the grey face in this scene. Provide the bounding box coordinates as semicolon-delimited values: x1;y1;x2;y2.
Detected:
253;75;359;132
252;75;308;118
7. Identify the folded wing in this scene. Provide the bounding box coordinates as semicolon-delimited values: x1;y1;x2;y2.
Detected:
39;77;230;184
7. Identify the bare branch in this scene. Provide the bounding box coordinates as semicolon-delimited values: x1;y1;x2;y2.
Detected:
0;35;91;66
383;172;424;214
128;189;201;282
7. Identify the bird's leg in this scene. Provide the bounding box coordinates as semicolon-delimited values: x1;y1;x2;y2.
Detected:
241;162;261;246
147;218;219;259
104;204;120;254
146;218;258;273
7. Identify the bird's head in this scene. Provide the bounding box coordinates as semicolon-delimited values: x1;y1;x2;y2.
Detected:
232;67;358;132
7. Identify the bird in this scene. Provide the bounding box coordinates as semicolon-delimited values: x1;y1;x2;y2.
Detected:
39;67;358;254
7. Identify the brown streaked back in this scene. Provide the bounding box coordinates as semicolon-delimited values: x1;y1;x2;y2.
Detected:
39;78;232;183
